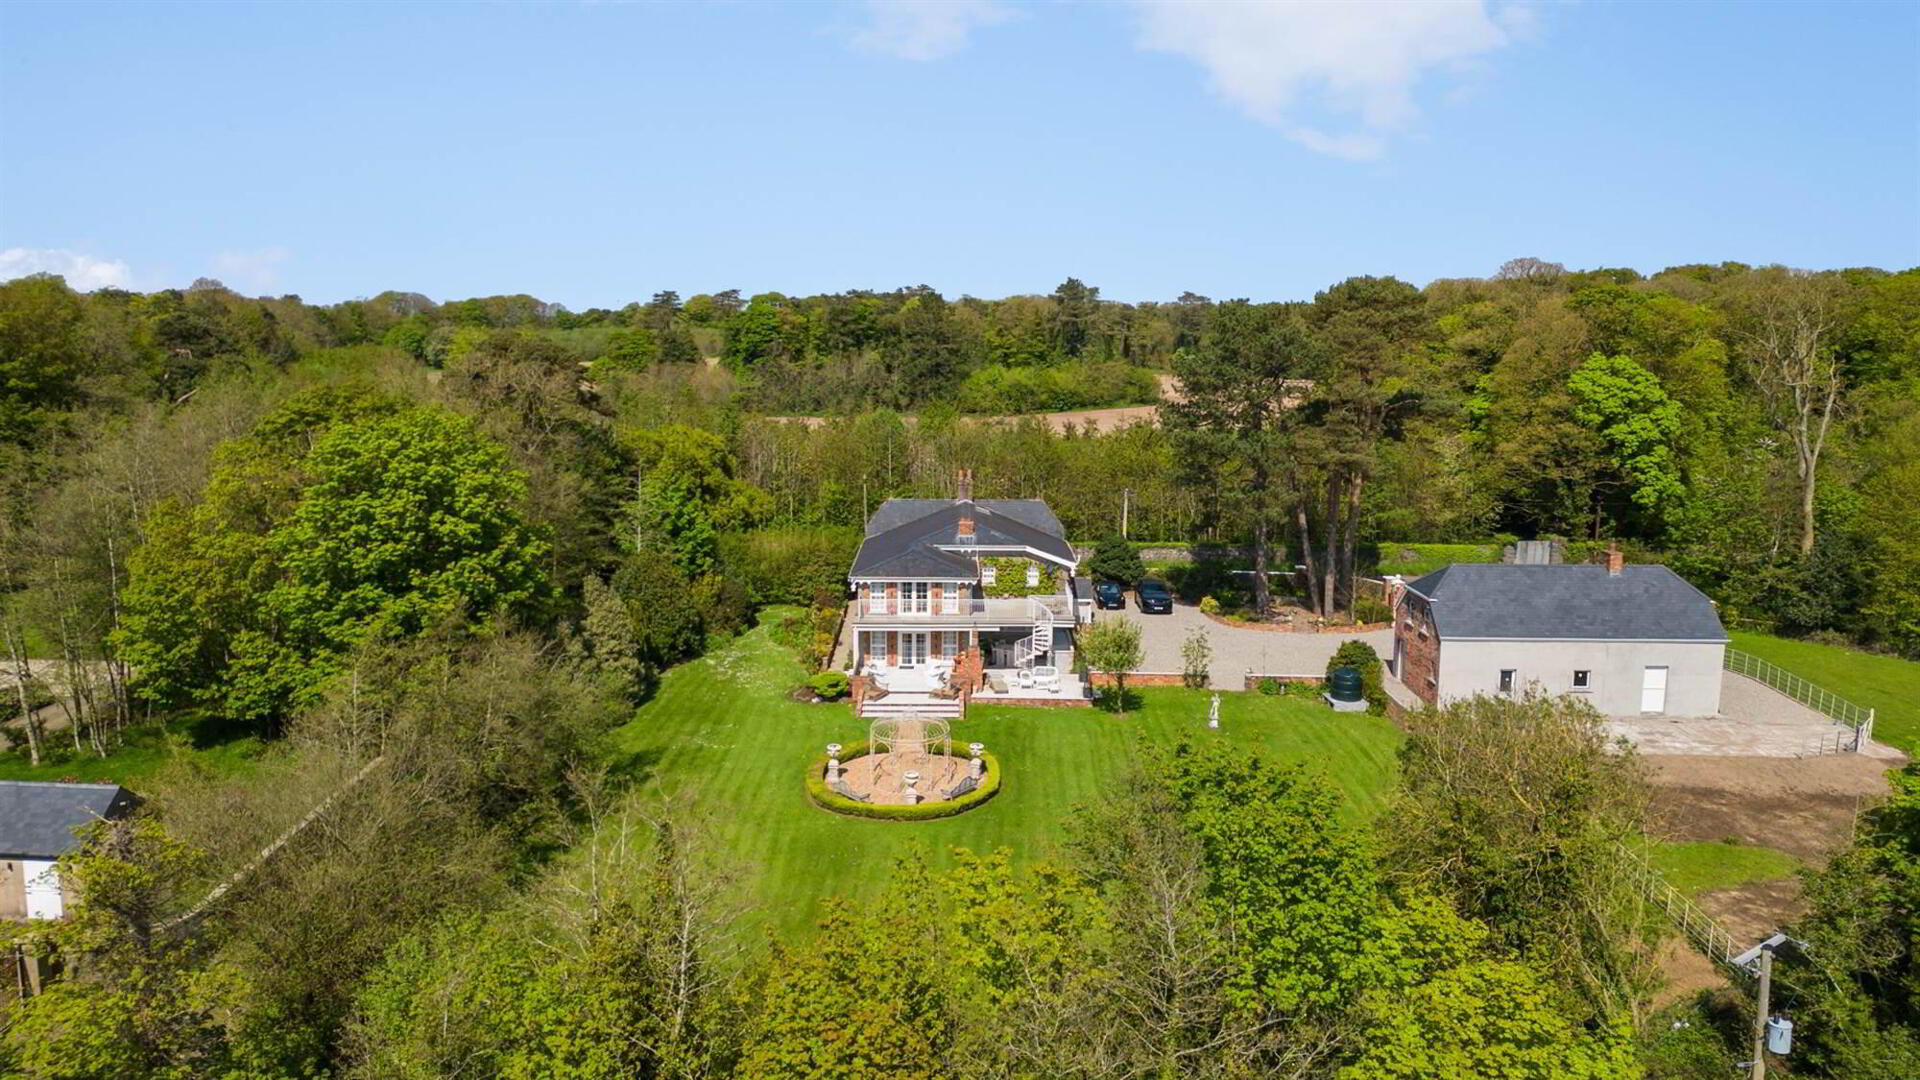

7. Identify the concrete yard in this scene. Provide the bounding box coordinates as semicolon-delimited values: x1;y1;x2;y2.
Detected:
1094;601;1393;691
1606;671;1906;759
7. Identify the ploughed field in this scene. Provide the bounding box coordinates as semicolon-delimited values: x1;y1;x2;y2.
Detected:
602;614;1405;935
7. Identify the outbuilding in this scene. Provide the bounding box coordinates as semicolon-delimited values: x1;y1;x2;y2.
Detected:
1393;552;1728;716
0;781;137;922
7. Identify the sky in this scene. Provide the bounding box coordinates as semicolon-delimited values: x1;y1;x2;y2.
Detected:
2;0;1916;309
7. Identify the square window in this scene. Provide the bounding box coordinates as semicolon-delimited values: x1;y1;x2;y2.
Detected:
1572;670;1591;690
1498;669;1516;694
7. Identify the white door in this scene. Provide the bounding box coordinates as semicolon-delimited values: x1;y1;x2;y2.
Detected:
1641;666;1668;713
899;632;929;667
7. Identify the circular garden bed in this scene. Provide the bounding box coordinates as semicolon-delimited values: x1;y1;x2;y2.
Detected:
805;740;1003;821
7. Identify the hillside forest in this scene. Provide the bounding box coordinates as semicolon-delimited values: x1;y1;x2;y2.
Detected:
0;259;1917;1079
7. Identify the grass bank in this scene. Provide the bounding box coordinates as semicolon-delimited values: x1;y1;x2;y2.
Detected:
1730;631;1920;754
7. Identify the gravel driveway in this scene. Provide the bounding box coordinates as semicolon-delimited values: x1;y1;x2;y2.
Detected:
1093;602;1393;691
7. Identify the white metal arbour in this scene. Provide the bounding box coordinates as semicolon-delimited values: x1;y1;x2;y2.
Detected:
1723;648;1876;750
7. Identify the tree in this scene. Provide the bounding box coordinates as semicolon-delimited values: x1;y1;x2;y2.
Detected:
1568;353;1687;532
0;273;87;443
1180;625;1212;690
1340;960;1638;1080
1306;275;1429;617
1167;302;1318;617
1384;693;1660;1025
115;396;550;723
1079;617;1143;712
1086;534;1144;583
1721;267;1850;555
1778;762;1920;1078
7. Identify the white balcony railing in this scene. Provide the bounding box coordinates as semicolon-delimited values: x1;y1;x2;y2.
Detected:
857;594;1071;621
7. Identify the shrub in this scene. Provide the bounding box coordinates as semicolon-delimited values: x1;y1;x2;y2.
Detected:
806;671;850;701
804;741;1002;821
1353;598;1392;624
1258;677;1284;696
1198;595;1222;616
1088;535;1146;584
1326;639;1388;715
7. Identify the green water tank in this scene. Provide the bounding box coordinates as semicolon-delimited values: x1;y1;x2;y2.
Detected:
1328;667;1364;702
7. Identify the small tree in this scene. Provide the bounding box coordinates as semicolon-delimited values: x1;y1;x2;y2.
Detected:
1326;639;1387;715
1081;618;1144;713
1180;627;1212;690
1088;535;1145;584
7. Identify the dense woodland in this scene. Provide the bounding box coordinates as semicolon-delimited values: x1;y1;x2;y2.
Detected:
1;261;1917;1078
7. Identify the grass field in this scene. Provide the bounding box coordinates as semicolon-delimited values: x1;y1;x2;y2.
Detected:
1651;840;1801;898
603;617;1404;934
0;714;267;785
1730;630;1920;754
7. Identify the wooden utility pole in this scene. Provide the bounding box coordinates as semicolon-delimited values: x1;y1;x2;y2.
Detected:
1749;945;1774;1080
1121;488;1131;539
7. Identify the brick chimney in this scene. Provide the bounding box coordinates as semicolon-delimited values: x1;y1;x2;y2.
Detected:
957;509;975;541
1606;543;1624;577
955;468;973;503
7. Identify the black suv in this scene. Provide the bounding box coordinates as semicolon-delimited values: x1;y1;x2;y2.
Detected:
1136;579;1174;614
1094;581;1127;609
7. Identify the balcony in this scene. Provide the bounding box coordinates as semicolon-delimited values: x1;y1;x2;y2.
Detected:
852;593;1072;626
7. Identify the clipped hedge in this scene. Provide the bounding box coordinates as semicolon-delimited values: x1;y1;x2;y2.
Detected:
805;739;1003;821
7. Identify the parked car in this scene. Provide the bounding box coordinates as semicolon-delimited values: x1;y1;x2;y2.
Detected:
1136;579;1174;614
1094;581;1127;609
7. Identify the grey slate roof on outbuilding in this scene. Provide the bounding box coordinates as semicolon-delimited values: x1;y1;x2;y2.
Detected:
850;499;1076;580
1404;563;1728;642
0;781;136;860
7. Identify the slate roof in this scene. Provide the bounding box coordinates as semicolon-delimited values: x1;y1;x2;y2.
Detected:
0;781;136;860
1404;563;1728;642
851;499;1076;579
864;498;1065;539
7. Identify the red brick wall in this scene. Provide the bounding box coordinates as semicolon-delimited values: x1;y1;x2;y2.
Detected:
1089;672;1187;687
1396;592;1441;705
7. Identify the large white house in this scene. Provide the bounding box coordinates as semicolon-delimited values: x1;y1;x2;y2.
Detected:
1393;553;1729;717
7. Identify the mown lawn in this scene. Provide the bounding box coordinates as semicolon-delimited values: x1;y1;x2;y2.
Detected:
1730;630;1920;754
1651;840;1801;898
603;619;1405;935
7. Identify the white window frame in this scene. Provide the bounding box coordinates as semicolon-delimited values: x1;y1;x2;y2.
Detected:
1498;669;1516;695
1572;669;1591;691
982;563;997;586
1026;563;1041;588
902;581;930;615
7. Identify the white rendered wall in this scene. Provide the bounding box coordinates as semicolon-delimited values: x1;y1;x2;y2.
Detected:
22;859;63;920
1436;639;1725;717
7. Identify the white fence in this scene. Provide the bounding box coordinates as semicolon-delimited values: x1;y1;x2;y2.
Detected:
1724;647;1875;751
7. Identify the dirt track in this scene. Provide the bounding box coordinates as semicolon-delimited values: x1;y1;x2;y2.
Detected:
1644;752;1901;862
766;375;1178;434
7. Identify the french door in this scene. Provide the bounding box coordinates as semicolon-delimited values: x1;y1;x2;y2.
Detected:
899;632;929;667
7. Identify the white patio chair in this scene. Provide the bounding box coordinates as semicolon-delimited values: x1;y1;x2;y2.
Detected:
1012;668;1036;690
1032;666;1062;694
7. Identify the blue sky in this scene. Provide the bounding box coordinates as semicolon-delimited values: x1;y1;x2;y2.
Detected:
2;1;1915;308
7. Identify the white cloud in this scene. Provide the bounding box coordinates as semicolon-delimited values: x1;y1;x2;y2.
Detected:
0;248;132;290
849;0;1017;61
209;246;292;295
1133;0;1531;161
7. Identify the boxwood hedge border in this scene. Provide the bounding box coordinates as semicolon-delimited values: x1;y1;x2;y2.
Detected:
805;739;1002;821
